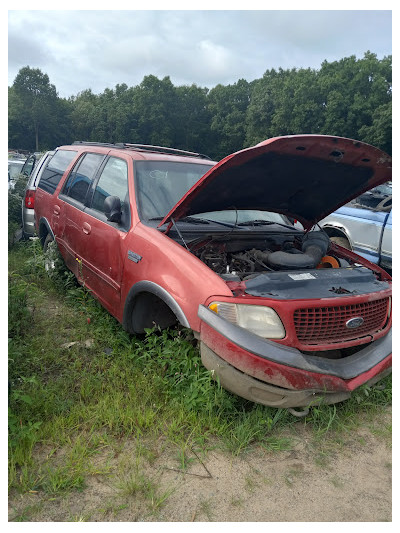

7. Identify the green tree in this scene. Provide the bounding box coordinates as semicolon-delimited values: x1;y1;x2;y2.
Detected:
11;66;59;151
130;75;179;146
245;53;391;153
208;79;252;159
174;84;212;155
245;68;292;145
359;101;392;154
8;85;34;150
10;52;391;158
267;68;323;138
319;52;392;143
70;89;102;142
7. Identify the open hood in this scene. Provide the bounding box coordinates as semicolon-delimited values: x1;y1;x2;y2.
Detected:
159;135;391;230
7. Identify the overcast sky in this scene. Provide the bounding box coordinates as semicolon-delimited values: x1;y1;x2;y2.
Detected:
8;7;392;99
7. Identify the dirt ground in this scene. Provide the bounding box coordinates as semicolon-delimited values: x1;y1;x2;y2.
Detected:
8;407;391;523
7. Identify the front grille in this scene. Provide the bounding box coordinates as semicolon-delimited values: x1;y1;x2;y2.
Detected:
293;298;390;345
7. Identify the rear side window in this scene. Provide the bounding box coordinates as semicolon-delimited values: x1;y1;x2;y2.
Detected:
38;150;77;194
63;153;105;204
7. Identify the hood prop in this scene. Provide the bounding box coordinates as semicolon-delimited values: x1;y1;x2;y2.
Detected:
171;217;189;251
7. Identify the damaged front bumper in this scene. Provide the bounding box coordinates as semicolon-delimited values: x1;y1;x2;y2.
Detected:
198;305;392;408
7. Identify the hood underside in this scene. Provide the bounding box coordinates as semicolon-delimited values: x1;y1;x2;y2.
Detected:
160;135;392;230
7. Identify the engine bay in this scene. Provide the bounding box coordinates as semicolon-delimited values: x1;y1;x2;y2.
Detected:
190;229;356;281
187;229;391;298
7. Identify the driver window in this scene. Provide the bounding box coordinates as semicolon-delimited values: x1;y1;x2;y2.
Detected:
63;152;104;204
92;157;129;214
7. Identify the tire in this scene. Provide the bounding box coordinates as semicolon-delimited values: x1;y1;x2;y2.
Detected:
330;236;351;250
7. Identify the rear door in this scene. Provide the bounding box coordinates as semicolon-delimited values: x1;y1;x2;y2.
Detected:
57;152;106;276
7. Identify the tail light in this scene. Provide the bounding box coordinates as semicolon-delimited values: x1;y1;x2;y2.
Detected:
24;189;36;209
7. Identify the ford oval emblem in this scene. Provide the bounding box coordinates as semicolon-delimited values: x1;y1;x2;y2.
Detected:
346;317;364;329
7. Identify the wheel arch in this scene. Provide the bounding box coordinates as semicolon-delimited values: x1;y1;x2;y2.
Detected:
322;224;352;247
122;280;190;334
38;217;55;248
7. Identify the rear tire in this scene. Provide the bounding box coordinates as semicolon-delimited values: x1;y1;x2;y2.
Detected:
330;236;351;250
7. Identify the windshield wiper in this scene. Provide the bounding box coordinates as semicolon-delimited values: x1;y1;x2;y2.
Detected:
178;216;211;225
148;216;212;225
150;215;239;228
238;220;297;230
179;216;238;228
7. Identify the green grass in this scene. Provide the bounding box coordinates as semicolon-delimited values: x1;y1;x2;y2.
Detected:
8;239;392;501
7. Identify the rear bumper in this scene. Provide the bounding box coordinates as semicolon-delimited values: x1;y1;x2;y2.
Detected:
198;305;392;407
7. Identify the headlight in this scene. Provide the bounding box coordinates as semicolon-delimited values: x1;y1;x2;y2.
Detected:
209;302;285;339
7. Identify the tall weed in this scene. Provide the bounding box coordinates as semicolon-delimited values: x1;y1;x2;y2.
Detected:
8;275;30;339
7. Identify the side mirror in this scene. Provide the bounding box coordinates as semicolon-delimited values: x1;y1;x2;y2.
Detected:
104;195;122;223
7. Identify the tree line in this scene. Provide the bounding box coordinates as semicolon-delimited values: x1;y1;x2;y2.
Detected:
8;51;392;160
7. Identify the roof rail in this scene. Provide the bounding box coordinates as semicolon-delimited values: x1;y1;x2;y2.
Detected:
72;141;125;149
72;141;212;160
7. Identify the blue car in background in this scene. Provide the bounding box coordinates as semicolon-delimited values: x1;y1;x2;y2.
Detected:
321;183;392;272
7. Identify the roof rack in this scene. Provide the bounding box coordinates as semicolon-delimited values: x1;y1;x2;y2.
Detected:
72;141;212;160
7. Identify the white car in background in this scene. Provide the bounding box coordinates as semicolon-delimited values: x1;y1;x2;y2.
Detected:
8;159;25;189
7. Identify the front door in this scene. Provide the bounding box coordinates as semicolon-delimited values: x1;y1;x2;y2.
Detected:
75;156;131;314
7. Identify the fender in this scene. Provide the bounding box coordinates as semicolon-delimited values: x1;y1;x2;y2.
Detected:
122;280;190;331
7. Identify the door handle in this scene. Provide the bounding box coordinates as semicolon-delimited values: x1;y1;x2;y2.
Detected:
82;222;91;235
53;205;61;215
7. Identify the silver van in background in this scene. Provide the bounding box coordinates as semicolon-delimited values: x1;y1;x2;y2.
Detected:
22;151;55;239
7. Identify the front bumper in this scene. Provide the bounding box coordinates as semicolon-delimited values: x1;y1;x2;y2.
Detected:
198;305;392;408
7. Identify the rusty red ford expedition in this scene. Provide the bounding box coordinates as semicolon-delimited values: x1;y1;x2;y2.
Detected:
34;136;392;409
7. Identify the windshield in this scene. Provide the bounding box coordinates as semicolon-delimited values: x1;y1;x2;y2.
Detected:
135;160;294;226
135;160;214;220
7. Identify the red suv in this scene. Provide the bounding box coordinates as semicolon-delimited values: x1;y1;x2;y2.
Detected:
34;136;392;409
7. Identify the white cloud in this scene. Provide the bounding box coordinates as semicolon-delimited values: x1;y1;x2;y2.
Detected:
8;10;392;97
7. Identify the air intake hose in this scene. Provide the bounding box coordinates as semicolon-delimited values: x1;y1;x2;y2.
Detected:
267;231;330;270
